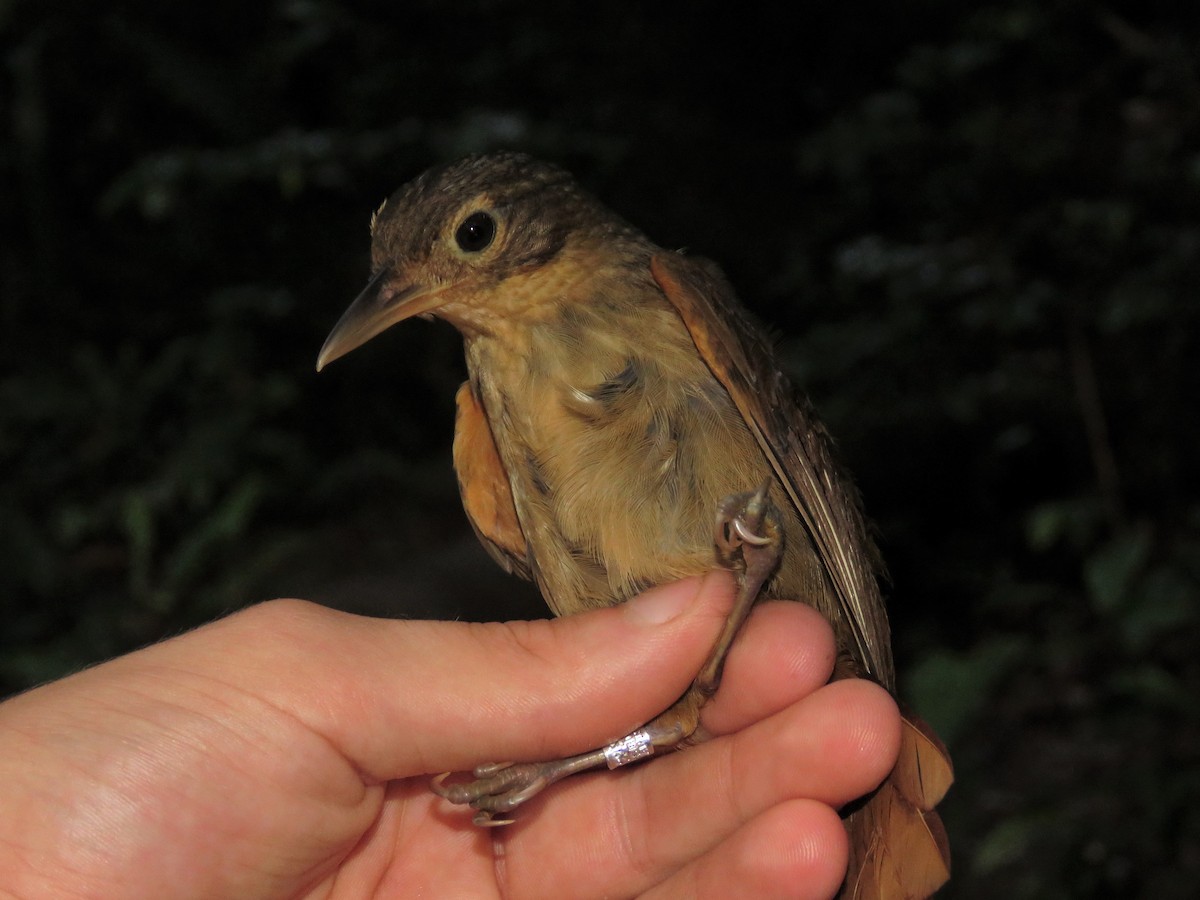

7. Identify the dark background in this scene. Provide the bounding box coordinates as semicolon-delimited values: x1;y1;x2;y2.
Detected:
4;1;1199;895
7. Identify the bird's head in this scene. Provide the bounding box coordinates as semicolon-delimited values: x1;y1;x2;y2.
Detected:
316;151;638;370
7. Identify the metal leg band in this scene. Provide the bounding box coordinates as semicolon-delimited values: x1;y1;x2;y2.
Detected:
604;729;655;769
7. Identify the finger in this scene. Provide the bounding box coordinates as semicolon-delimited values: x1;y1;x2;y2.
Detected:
643;800;848;900
146;571;736;780
498;678;900;898
700;600;836;736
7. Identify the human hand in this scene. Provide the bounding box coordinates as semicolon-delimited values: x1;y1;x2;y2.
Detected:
0;572;899;899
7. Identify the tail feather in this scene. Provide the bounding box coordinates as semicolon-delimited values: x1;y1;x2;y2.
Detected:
894;711;954;809
843;711;953;899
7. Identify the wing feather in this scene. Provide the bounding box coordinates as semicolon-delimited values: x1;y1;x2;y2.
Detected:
651;252;892;683
651;252;953;898
453;381;532;579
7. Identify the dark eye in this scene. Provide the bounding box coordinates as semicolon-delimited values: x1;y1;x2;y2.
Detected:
455;211;496;252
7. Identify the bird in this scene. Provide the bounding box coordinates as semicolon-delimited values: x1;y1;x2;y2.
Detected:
316;151;953;898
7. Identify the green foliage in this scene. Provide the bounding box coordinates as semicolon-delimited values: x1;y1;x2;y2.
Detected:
4;0;1200;894
1;287;302;683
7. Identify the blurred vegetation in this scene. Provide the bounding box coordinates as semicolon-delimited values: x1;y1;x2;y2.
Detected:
4;0;1199;895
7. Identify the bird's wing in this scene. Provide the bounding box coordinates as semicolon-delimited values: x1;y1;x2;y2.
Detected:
650;251;890;682
651;252;952;899
453;381;532;579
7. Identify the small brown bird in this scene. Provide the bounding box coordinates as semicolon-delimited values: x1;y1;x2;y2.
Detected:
317;152;952;897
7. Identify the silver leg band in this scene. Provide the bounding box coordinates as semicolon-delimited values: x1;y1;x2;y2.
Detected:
604;729;655;769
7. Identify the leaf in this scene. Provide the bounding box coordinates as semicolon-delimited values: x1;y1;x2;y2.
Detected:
1084;526;1152;614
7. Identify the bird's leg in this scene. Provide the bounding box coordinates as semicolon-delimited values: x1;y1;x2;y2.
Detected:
631;483;783;754
430;481;783;826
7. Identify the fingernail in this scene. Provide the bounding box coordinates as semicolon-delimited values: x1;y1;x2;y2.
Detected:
624;576;702;626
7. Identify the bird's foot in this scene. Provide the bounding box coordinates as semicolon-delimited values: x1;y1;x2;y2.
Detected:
431;730;654;825
696;481;784;695
431;720;688;825
714;479;782;575
432;759;581;826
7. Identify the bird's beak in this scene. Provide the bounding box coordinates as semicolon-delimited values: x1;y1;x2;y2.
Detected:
316;267;447;371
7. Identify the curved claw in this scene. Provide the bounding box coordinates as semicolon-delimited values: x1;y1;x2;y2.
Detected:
715;479;775;554
474;810;516;827
732;516;772;546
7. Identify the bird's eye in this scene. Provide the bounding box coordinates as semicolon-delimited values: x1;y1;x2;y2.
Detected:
455;212;496;252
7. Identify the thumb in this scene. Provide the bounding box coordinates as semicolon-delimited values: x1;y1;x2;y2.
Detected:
199;572;735;780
